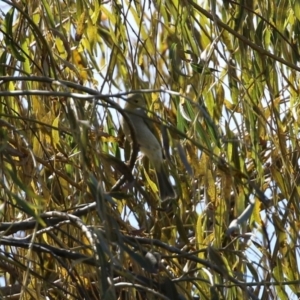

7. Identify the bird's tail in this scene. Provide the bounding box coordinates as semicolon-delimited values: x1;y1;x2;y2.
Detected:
155;167;176;200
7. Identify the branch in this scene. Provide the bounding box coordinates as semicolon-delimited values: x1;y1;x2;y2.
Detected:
188;0;300;72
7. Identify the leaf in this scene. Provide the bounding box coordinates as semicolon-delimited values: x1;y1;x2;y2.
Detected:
3;7;25;62
249;196;261;228
5;169;46;226
273;259;289;300
246;261;259;283
20;37;32;76
214;84;224;121
119;242;158;274
295;1;300;22
0;51;7;76
170;43;189;77
72;49;89;82
75;11;86;41
51;114;60;149
41;0;55;27
190;62;218;74
208;246;234;276
86;19;98;50
195;212;204;257
143;167;159;195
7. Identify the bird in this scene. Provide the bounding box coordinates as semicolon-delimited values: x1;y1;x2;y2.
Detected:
121;93;176;200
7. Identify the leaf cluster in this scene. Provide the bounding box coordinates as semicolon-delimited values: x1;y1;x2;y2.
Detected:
0;0;300;299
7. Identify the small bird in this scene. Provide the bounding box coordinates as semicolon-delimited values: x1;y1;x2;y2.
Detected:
121;93;176;200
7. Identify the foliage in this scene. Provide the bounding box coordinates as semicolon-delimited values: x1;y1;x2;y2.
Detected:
0;0;300;299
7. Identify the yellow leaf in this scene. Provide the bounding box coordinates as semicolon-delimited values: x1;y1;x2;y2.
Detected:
100;135;119;143
72;49;88;82
195;213;205;259
55;37;67;59
249;197;261;228
295;1;300;22
87;19;98;47
51;114;60;149
224;99;240;112
143;167;159;194
76;11;86;41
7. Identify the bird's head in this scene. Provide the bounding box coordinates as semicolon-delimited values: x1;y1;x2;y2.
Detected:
125;93;147;110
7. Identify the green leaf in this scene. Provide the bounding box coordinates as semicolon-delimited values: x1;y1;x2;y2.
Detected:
295;1;300;22
0;51;7;76
3;7;25;62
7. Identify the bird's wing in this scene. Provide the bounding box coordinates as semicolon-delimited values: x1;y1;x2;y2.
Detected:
134;108;157;135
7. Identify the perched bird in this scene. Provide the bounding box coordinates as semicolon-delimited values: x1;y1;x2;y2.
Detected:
121;93;176;200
